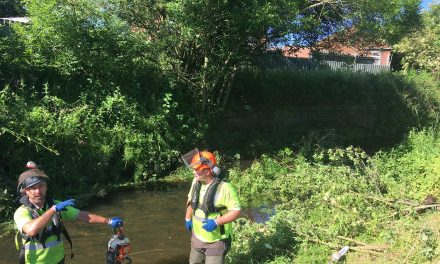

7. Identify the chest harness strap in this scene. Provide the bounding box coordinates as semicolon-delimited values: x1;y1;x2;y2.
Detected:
17;196;74;263
190;177;227;235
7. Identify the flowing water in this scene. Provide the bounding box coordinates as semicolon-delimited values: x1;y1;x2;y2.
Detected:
0;183;192;264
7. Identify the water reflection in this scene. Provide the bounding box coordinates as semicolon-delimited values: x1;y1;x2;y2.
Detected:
242;204;275;223
0;184;191;264
0;183;275;264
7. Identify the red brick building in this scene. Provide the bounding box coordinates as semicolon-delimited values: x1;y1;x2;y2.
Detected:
282;45;392;66
281;30;393;66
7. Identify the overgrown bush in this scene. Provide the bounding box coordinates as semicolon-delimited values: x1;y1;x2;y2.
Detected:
375;127;440;201
0;83;199;222
227;126;440;263
227;217;297;263
214;70;439;157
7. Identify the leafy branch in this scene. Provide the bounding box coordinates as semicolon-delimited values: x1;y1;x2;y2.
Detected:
0;127;59;155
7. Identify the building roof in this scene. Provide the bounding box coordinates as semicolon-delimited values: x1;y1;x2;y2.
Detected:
283;28;392;58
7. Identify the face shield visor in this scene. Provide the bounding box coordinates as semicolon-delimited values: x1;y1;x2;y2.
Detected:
182;148;202;170
22;176;46;189
181;148;213;171
17;169;49;193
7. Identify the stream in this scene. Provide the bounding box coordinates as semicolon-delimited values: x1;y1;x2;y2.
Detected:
0;181;272;264
0;183;191;264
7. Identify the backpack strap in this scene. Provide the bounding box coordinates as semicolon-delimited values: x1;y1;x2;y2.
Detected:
190;181;202;212
17;196;74;259
46;197;74;259
191;177;227;235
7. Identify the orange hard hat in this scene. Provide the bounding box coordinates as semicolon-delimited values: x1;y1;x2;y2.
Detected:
190;151;217;171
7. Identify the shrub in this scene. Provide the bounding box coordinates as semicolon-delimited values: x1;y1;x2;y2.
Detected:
228;127;440;263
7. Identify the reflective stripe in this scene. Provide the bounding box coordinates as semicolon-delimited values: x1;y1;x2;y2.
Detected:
23;239;62;250
192;214;205;222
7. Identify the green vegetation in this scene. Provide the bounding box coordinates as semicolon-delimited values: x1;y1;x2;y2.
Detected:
395;3;440;78
212;69;440;157
225;127;440;263
1;0;440;262
0;0;25;17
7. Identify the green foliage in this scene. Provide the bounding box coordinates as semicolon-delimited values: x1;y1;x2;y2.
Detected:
113;0;421;114
0;82;199;220
8;0;160;104
0;188;14;224
0;0;25;17
227;218;297;264
126;0;298;113
227;127;440;263
403;70;440;116
0;0;424;120
0;0;202;223
395;3;440;77
0;1;434;256
375;128;440;201
0;24;28;87
215;70;440;157
293;244;329;264
420;227;438;260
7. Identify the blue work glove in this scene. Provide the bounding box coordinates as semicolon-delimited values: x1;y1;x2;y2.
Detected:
108;217;123;228
55;199;75;212
185;219;192;231
202;219;218;232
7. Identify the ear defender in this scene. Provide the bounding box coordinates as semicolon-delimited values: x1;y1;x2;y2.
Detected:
199;153;221;176
211;165;221;176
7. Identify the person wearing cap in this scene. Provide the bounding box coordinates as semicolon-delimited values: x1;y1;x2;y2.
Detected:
14;164;123;264
182;149;241;264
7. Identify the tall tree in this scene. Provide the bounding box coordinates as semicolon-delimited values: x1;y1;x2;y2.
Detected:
117;0;421;114
0;0;26;17
15;0;159;102
395;3;440;78
10;0;422;114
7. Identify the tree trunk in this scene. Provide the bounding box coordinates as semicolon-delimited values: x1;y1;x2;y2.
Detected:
220;65;237;110
200;56;209;116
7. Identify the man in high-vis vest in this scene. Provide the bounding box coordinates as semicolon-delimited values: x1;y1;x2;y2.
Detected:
182;149;241;264
14;162;123;264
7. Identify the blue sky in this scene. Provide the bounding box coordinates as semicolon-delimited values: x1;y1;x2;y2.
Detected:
421;0;435;10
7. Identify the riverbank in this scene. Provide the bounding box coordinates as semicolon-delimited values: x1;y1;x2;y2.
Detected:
225;127;440;263
3;129;440;263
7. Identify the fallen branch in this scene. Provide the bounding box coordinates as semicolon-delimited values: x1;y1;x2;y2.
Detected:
337;236;389;252
303;236;386;257
402;241;417;264
349;247;384;256
350;244;389;252
301;235;338;248
297;229;388;254
294;229;338;248
414;203;440;211
350;191;418;207
336;235;367;246
364;195;417;207
294;226;391;258
1;128;60;155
